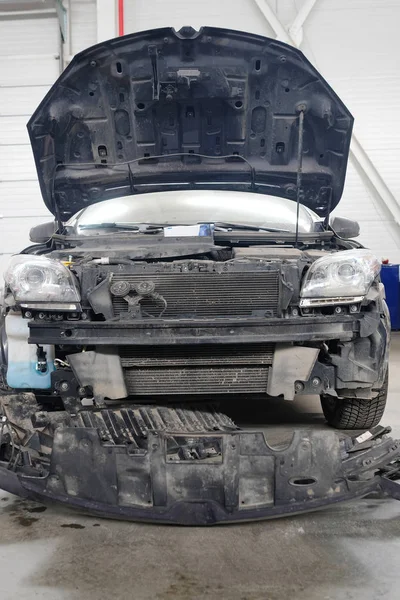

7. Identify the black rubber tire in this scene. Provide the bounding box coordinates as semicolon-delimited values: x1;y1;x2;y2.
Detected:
320;372;388;430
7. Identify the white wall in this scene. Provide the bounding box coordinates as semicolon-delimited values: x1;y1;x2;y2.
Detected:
0;10;61;275
124;0;275;37
69;0;97;55
299;0;400;261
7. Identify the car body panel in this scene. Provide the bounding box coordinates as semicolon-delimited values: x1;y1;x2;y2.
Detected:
27;26;353;220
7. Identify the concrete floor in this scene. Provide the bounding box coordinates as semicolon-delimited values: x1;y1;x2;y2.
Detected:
1;339;400;600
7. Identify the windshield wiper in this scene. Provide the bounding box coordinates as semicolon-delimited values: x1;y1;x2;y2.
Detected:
79;223;139;230
213;222;290;233
78;223;163;233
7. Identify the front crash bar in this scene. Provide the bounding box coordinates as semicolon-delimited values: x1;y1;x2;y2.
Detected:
0;424;399;525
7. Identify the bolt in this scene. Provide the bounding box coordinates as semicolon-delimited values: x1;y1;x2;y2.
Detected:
90;60;96;67
60;381;69;392
303;307;310;314
312;377;321;387
334;306;342;314
295;381;304;392
78;387;87;397
38;312;46;319
25;311;32;319
350;304;358;313
291;308;299;317
81;312;88;320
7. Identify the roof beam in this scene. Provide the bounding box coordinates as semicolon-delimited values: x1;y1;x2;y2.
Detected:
288;0;318;46
253;0;291;43
349;138;400;226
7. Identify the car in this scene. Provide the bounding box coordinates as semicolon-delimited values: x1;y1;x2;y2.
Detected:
0;27;392;523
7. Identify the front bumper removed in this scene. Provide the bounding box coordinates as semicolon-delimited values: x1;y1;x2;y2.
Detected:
0;396;399;524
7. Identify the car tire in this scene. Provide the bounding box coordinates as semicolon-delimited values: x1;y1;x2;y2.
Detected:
320;371;388;430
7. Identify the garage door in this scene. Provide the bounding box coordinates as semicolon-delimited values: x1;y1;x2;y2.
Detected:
0;11;60;277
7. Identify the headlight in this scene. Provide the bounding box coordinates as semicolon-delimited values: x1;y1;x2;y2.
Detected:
4;256;80;304
300;249;380;307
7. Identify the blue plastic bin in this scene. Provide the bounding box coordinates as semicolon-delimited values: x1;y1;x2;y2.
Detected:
381;264;400;330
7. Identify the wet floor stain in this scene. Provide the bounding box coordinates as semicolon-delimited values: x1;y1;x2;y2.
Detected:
92;523;100;527
13;515;39;527
161;573;200;599
27;506;47;514
1;496;9;502
160;573;224;600
60;523;85;529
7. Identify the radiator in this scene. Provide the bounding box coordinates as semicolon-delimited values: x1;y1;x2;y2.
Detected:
111;270;280;318
121;343;274;395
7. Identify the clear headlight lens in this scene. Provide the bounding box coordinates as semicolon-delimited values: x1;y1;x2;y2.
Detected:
300;249;380;307
4;256;80;303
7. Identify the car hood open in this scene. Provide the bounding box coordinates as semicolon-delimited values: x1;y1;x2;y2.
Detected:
28;26;353;221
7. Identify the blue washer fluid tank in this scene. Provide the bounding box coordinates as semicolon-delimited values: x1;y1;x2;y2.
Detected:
381;264;400;331
5;314;55;389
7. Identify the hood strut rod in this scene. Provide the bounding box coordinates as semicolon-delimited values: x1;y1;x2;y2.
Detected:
294;109;305;247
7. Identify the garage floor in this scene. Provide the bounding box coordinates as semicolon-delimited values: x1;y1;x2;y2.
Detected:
1;338;399;600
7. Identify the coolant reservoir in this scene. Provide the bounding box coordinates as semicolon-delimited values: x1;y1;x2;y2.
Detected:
5;314;55;389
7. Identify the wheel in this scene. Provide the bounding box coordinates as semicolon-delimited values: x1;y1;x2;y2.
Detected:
320;371;388;430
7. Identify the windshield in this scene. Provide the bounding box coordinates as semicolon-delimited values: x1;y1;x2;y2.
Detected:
68;190;324;235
